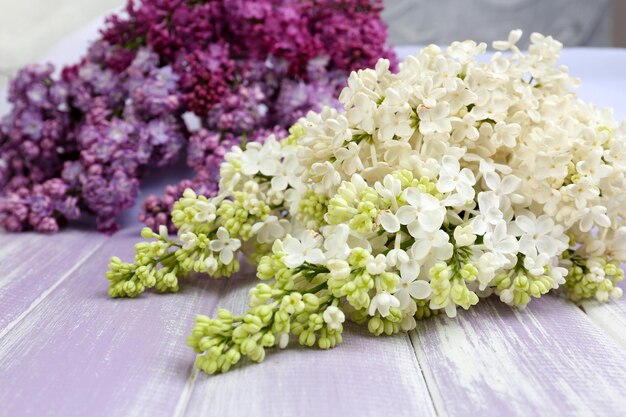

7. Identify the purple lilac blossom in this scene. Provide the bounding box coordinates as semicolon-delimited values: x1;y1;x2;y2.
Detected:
1;0;395;233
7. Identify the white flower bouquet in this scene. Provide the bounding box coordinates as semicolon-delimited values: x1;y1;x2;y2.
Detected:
107;31;625;374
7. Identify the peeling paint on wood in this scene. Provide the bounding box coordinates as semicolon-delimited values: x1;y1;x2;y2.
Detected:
410;297;626;417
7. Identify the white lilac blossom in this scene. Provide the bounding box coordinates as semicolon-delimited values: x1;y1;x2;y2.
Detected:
107;32;625;375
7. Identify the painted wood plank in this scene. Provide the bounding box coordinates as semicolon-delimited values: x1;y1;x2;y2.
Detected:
0;232;37;250
580;281;626;350
182;266;437;417
0;230;107;334
0;228;226;417
410;296;626;417
0;229;9;247
0;230;45;248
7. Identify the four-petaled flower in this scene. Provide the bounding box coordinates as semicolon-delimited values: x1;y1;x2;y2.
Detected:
251;216;290;244
579;205;611;232
194;200;217;223
438;155;476;204
484;221;518;264
209;227;241;265
418;102;452;135
514;212;565;257
394;275;431;309
322;306;346;330
282;231;325;268
369;291;401;317
396;188;446;234
366;254;387;275
240;142;280;177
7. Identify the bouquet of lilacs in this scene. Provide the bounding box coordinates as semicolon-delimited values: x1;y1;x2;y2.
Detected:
0;0;394;233
106;31;625;374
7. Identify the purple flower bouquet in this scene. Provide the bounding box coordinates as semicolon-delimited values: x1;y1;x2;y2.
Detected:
0;0;396;234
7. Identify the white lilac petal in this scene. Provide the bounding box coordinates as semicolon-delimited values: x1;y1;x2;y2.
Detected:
379;211;401;233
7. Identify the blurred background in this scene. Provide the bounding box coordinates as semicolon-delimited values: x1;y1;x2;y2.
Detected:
0;0;624;81
384;0;619;47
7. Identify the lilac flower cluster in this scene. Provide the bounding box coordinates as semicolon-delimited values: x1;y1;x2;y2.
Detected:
0;64;77;232
1;45;185;233
1;0;395;233
137;0;395;232
64;45;186;233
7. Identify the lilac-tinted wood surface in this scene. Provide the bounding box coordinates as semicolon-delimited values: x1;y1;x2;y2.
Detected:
0;231;106;334
0;229;225;417
0;232;436;417
411;297;626;417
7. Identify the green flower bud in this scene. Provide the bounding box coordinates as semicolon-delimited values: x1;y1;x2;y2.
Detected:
318;337;331;349
380;272;399;292
349;214;373;233
225;348;241;364
261;333;275;347
348;247;370;268
299;330;316;347
368;316;384;336
303;293;320;311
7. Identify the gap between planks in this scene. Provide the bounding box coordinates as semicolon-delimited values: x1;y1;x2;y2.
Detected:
173;366;199;417
171;271;236;417
0;238;107;340
408;331;445;417
579;299;626;351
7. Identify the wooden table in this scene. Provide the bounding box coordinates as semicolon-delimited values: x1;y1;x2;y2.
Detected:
2;222;626;416
1;21;626;417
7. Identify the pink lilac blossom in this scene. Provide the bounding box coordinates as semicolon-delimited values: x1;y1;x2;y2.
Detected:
0;0;395;233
